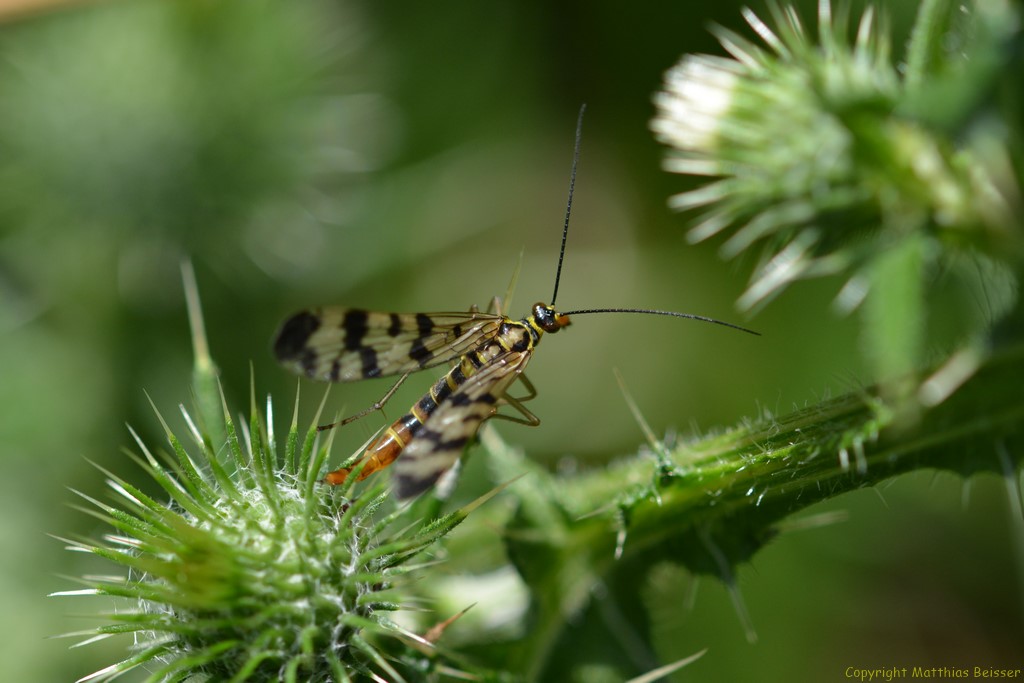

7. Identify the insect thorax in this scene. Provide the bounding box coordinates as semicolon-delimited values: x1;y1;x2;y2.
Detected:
497;319;539;354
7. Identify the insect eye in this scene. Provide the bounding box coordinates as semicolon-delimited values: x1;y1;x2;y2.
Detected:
533;303;568;333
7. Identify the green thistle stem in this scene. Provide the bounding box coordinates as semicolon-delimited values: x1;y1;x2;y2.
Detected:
500;339;1024;677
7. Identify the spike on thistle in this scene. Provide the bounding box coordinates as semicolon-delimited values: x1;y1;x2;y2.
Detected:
54;386;486;682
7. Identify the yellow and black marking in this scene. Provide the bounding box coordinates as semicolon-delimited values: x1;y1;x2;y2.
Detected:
273;106;757;500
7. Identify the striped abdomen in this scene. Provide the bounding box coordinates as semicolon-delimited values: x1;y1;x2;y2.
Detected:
323;329;518;486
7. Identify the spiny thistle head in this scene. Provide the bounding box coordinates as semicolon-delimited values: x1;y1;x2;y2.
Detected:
652;0;1022;405
54;384;484;682
652;0;1020;304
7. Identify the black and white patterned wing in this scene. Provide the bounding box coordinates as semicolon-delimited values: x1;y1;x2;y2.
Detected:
273;308;503;382
391;349;532;499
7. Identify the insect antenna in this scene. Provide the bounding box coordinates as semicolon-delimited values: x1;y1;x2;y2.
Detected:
561;307;760;336
550;104;586;308
548;105;758;338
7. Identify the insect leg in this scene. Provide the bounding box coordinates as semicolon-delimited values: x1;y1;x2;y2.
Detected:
512;373;537;401
470;298;505;315
496;373;538;406
491;385;541;427
491;396;540;426
317;371;411;432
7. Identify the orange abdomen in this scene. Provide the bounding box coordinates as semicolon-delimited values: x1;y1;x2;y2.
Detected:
323;415;416;485
322;354;476;487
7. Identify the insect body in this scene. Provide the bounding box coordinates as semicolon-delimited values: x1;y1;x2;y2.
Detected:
273;107;756;499
274;303;568;498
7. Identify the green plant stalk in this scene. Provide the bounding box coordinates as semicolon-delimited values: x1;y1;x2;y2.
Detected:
501;340;1024;679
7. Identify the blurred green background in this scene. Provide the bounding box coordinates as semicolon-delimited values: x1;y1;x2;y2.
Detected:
0;0;1018;680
